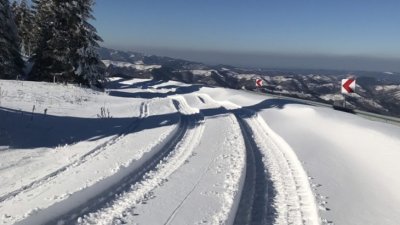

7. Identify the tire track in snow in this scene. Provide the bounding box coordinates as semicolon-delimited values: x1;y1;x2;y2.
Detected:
16;97;204;225
197;94;270;224
173;94;247;225
201;94;320;225
74;96;205;225
118;94;245;225
0;101;149;204
243;112;319;225
233;115;272;225
163;168;209;225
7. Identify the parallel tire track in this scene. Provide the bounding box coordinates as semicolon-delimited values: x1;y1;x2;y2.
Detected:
0;101;149;204
15;97;204;225
235;108;320;225
197;95;273;224
233;115;272;225
199;94;319;225
193;94;266;224
74;97;205;225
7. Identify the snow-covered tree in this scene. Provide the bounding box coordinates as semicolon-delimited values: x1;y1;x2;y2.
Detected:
30;0;75;82
12;0;35;56
72;0;105;87
0;0;24;79
31;0;49;51
30;0;105;86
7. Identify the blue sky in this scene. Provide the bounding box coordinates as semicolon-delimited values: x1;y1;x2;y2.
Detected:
93;0;400;71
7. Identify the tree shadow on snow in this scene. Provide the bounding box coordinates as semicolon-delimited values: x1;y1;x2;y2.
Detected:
0;107;180;150
198;98;309;119
0;79;308;151
0;80;309;224
108;84;202;99
246;98;310;111
106;78;165;90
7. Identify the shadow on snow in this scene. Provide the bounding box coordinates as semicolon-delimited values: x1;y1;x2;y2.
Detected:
0;78;312;225
0;78;308;151
0;106;179;150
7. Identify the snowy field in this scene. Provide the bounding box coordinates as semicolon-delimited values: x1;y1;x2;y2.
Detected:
0;78;399;225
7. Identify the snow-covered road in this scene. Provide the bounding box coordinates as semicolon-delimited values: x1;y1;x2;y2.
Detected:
0;78;399;225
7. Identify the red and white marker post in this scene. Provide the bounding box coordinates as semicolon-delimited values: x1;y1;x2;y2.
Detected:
341;78;356;107
341;78;356;94
255;78;263;88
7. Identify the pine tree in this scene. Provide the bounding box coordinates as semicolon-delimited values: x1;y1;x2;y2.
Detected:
12;0;35;56
29;0;53;81
29;0;75;82
30;0;105;86
0;0;24;79
72;0;105;87
31;0;48;52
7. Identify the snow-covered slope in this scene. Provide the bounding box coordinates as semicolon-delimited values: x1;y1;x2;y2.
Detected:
102;60;161;71
201;86;400;225
0;78;399;225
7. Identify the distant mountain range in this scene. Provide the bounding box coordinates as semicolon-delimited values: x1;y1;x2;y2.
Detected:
99;47;400;117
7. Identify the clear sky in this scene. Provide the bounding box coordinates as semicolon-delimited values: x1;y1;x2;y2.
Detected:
93;0;400;72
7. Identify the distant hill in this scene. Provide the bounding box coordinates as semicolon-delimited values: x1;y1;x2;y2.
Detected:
99;47;400;117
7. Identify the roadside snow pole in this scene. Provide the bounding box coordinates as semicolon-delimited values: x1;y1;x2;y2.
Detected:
31;105;36;121
53;75;56;83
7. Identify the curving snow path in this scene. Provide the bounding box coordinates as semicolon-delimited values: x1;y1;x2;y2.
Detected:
3;78;397;225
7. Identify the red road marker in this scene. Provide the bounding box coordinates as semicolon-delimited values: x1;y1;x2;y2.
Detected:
341;79;356;94
256;78;263;87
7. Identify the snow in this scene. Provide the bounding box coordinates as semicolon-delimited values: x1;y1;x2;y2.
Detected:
190;70;214;76
395;91;400;100
0;80;180;225
231;74;258;80
77;97;207;225
273;76;293;82
360;98;386;110
202;86;400;225
1;78;399;225
114;114;245;225
262;105;400;225
375;85;400;92
320;94;344;101
306;75;332;82
101;60;161;71
199;94;319;224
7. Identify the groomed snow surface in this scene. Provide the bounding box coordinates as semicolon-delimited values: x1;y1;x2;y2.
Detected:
0;78;399;225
